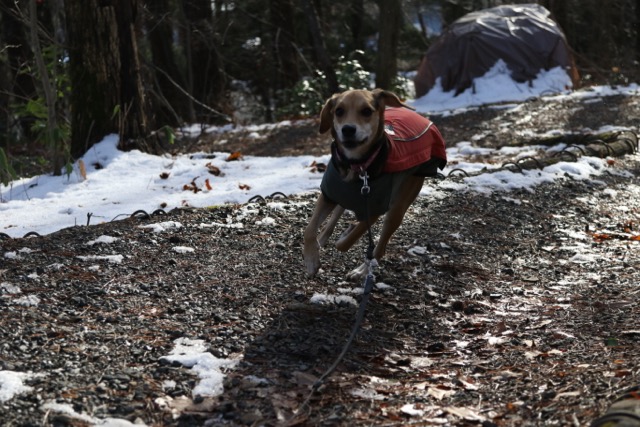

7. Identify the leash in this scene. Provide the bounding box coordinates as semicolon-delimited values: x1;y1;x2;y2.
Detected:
294;171;378;419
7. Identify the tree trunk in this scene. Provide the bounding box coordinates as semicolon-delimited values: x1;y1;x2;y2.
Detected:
300;0;338;94
182;0;225;122
29;0;64;174
115;0;152;151
65;0;157;157
375;0;401;90
269;0;299;89
65;0;120;158
349;0;365;50
146;0;194;124
636;0;640;61
1;0;37;142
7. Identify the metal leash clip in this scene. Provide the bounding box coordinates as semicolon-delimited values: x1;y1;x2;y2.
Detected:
359;172;370;195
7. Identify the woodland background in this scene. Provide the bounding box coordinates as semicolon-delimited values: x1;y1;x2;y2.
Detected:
0;0;639;181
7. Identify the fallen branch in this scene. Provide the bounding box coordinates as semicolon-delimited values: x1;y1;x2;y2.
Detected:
446;130;638;179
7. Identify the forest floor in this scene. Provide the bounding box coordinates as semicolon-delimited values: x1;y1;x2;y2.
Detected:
1;88;640;426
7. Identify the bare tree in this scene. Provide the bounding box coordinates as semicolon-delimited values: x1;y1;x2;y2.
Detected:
269;0;300;89
301;0;339;94
114;0;153;151
28;0;64;174
1;0;37;143
637;0;640;60
349;0;365;50
146;0;194;124
375;0;401;90
181;0;225;122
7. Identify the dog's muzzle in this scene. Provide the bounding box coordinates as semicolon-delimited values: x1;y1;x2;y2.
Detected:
341;124;357;138
340;125;367;148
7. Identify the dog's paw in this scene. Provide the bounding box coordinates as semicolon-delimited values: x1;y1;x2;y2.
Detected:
304;258;321;276
346;262;368;282
303;250;321;277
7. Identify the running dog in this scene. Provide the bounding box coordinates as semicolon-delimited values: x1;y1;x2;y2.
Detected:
303;89;447;280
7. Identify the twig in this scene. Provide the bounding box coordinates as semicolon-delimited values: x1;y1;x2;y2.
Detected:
153;65;232;122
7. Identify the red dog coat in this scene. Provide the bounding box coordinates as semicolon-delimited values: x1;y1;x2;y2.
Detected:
382;107;447;173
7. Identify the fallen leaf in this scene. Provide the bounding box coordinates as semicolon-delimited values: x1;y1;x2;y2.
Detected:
401;403;425;417
226;151;243;161
308;160;327;173
428;387;456;400
183;177;201;193
443;406;486;421
413;381;429;390
458;376;479;391
529;319;553;329
484;335;506;345
553;330;576;339
554;391;581;400
410;356;434;368
159;172;170;179
271;393;298;411
204;179;212;190
239;183;251;190
496;370;521;379
183;184;199;193
78;160;87;180
292;371;317;387
205;162;223;176
495;320;507;334
350;388;385;400
524;351;542;360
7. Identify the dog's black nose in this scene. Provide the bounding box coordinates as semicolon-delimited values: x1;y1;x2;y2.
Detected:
341;125;357;138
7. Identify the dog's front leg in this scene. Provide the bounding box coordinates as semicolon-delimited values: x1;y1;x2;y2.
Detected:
318;205;345;247
303;193;337;276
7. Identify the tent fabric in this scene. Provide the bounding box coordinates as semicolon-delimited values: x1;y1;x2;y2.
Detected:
414;4;579;97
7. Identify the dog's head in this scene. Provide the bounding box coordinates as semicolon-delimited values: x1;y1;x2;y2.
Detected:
319;89;410;160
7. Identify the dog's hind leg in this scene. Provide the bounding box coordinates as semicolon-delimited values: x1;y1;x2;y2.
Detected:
372;176;424;260
318;205;345;247
335;215;381;252
346;176;425;282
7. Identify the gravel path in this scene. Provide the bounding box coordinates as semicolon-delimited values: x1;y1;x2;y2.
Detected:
1;90;640;426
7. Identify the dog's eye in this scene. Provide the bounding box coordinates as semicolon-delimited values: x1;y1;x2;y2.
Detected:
361;107;373;117
335;107;345;117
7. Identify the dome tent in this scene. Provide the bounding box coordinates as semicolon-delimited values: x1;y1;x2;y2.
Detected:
414;4;579;98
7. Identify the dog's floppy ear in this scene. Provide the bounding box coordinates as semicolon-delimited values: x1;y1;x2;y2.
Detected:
319;95;338;134
372;89;415;110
